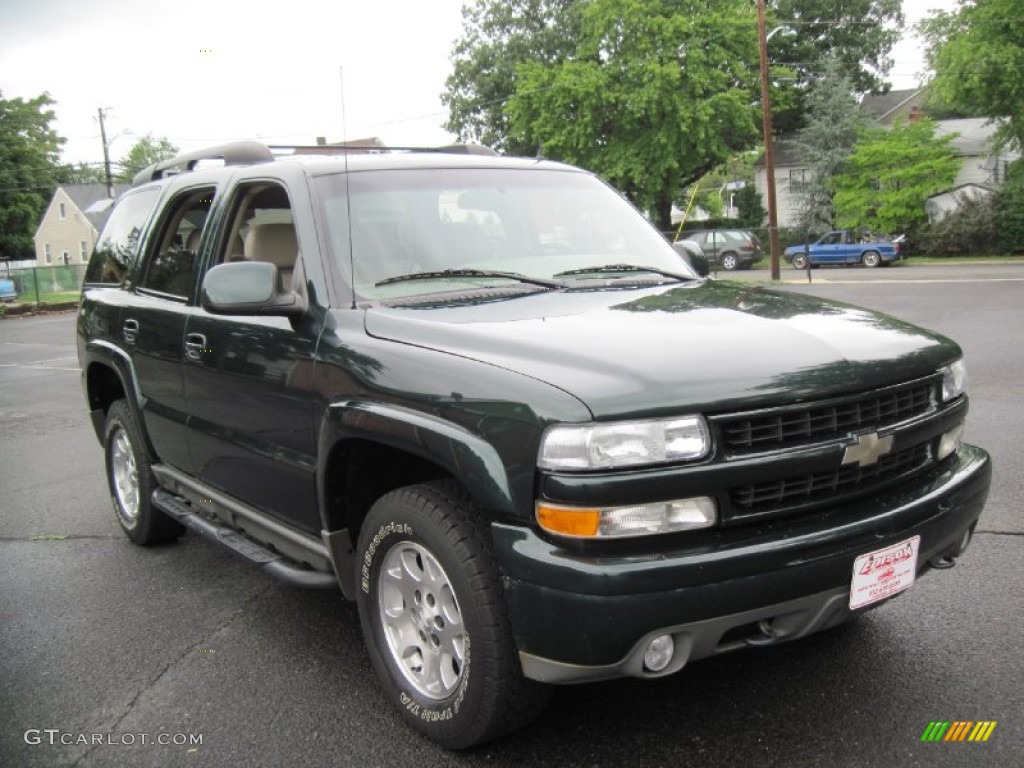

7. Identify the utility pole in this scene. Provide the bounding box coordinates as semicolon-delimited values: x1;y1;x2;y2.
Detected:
97;108;114;199
757;0;781;282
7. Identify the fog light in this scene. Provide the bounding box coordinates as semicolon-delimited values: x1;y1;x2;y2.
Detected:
938;424;965;460
643;634;674;672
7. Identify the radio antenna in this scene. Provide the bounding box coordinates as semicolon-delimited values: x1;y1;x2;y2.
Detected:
340;65;357;309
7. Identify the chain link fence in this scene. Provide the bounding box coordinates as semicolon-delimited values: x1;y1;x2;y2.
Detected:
0;264;86;312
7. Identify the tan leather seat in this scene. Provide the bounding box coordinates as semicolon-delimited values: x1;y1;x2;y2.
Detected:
185;228;203;252
244;223;297;290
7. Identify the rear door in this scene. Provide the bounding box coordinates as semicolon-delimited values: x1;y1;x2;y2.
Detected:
123;185;217;473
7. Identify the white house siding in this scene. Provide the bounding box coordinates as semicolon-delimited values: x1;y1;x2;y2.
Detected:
754;164;807;228
33;188;99;266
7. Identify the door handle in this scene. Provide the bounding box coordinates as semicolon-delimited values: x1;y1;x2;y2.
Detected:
123;319;139;344
185;333;207;362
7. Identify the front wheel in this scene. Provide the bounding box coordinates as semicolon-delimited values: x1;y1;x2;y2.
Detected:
720;252;739;271
861;250;881;268
355;481;549;749
791;253;809;270
104;400;184;545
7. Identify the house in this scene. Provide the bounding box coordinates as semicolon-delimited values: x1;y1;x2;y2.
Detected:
924;183;995;222
752;88;1019;227
33;183;130;266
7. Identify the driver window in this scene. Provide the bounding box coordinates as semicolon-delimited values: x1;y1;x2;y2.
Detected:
217;183;297;291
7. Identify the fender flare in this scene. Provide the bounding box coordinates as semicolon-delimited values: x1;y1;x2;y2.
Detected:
317;400;517;523
317;400;520;600
82;340;156;458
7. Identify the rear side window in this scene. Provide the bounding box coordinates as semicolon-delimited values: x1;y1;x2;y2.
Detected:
84;189;160;285
138;187;215;299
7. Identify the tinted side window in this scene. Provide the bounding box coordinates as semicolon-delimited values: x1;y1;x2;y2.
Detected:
84;189;160;285
139;188;215;298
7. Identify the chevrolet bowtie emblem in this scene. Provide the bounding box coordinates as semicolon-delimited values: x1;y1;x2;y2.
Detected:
842;432;894;467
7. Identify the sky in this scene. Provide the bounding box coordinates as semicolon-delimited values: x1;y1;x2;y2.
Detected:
0;0;958;169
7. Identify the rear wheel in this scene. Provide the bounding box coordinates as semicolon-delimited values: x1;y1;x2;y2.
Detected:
791;253;809;270
861;250;881;268
104;400;184;545
355;481;549;749
720;252;739;271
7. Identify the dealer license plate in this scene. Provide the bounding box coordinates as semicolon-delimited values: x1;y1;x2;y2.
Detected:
849;536;921;610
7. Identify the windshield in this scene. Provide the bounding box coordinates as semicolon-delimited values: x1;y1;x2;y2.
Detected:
314;167;696;300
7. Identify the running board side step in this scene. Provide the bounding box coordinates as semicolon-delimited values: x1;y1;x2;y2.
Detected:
152;489;339;589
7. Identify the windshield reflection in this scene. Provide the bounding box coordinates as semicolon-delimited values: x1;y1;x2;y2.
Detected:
315;168;695;299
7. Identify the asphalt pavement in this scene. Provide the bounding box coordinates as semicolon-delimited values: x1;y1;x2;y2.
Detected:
1;264;1021;767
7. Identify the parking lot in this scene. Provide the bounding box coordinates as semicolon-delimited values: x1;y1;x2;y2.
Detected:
1;263;1021;767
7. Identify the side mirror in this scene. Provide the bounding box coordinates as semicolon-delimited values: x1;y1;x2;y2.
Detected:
200;261;306;317
671;241;711;278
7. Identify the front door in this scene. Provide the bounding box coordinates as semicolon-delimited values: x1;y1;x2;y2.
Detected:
184;179;324;534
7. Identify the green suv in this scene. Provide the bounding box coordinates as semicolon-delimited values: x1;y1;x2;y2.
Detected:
78;141;990;749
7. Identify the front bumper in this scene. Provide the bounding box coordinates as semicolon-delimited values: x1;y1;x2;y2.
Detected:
492;445;990;683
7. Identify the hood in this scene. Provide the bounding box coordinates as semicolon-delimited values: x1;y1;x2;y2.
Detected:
363;281;958;419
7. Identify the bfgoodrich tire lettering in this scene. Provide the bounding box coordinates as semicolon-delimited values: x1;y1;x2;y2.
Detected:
355;481;549;749
103;400;184;545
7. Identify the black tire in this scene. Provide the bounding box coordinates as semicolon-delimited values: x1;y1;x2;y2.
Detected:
355;481;550;749
103;400;184;545
720;252;739;271
791;253;809;270
861;250;881;268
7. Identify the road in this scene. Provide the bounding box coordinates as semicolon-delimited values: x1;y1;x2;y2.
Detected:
1;264;1021;767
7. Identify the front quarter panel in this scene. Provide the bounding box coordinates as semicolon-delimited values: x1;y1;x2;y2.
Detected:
313;309;593;522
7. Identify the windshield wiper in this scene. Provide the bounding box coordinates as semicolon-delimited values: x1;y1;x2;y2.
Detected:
553;263;696;282
376;269;562;289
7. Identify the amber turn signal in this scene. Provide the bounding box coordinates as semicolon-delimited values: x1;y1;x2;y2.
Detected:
535;504;600;537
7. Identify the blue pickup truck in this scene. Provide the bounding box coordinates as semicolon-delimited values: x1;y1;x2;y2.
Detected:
785;230;902;269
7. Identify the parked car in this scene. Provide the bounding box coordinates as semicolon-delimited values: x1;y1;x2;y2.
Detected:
671;239;710;276
0;278;17;302
683;229;762;270
785;229;902;269
78;140;989;749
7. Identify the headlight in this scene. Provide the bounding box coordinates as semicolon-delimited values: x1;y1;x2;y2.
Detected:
538;415;710;471
941;359;968;402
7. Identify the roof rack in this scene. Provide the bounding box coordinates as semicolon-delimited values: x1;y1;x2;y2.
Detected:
267;143;499;156
131;140;500;187
131;141;274;187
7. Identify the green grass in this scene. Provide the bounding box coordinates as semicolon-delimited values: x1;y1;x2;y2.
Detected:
900;254;1024;265
16;290;80;305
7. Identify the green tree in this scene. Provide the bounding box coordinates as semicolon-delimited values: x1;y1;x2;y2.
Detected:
442;0;582;154
507;0;760;229
768;0;903;133
791;57;865;232
832;119;959;233
0;91;65;259
58;162;106;185
115;134;178;181
996;160;1024;253
443;0;904;148
735;183;765;228
922;0;1024;150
